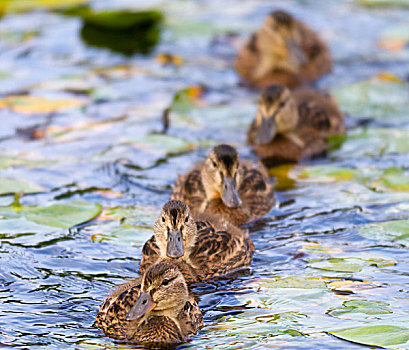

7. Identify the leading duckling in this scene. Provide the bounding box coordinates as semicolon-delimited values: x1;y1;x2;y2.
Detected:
171;144;275;226
247;85;345;166
95;261;203;344
234;10;332;88
140;200;254;283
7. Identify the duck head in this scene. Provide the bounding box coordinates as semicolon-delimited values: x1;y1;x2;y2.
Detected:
125;262;188;321
201;144;242;209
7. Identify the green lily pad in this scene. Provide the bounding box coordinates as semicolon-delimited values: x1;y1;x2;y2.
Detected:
309;258;362;273
328;325;409;347
332;128;409;158
298;165;360;182
359;220;409;244
205;309;305;344
309;256;396;273
0;177;45;195
0;200;102;229
0;0;88;14
89;205;157;246
332;76;409;121
328;300;391;317
64;7;163;55
357;0;409;7
254;276;327;289
379;167;409;191
131;134;216;156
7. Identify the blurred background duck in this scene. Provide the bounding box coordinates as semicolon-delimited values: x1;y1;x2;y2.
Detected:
247;85;345;166
95;261;202;344
140;200;254;283
234;10;332;88
172;144;275;226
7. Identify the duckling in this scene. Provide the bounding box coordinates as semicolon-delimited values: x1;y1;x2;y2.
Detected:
140;200;254;283
171;144;275;226
234;10;332;88
95;261;203;344
247;85;345;166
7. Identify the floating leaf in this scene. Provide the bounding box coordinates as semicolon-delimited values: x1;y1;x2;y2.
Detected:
309;258;362;273
0;177;45;195
0;0;88;14
332;128;409;158
130;134;216;156
328;325;409;347
64;7;163;55
0;95;85;114
301;243;343;255
298;165;359;182
309;256;396;273
359;220;409;244
332;75;409;121
253;276;327;289
357;0;409;7
378;167;409;192
328;300;391;317
89;205;156;246
327;280;383;293
379;23;409;52
0;200;102;229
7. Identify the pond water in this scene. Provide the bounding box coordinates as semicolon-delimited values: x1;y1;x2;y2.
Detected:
1;0;409;349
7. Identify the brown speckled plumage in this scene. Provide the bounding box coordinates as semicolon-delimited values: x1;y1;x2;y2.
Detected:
248;87;344;166
234;10;332;88
139;210;254;283
95;262;202;345
172;161;275;226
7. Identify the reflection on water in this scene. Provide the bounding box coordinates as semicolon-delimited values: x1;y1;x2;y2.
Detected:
0;0;409;349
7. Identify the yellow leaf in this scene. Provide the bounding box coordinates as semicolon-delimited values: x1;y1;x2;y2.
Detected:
327;280;383;292
301;243;343;255
156;53;184;66
0;95;85;114
375;72;404;83
378;39;407;51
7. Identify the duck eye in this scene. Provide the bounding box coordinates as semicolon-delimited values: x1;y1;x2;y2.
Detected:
161;279;169;286
185;215;189;223
211;160;217;167
161;216;165;223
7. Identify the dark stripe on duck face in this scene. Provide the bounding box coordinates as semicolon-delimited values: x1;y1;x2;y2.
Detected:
270;10;293;28
170;208;179;227
262;85;285;106
213;145;238;177
248;33;258;52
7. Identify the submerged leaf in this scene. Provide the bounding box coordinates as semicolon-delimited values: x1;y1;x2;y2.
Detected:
328;325;409;347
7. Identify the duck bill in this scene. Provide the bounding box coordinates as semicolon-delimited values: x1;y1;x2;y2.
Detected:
167;230;184;258
125;292;156;321
286;38;307;68
254;117;276;145
222;176;242;208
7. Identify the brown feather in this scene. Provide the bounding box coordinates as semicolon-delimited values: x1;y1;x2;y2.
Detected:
171;161;275;226
234;12;332;88
249;88;344;166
